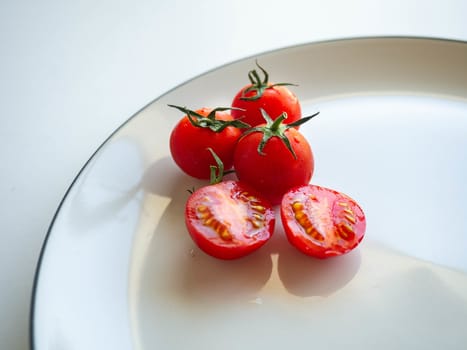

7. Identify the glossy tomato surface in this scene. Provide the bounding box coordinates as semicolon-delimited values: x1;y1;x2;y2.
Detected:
170;108;242;179
233;127;314;205
281;184;366;259
231;84;301;127
185;180;275;259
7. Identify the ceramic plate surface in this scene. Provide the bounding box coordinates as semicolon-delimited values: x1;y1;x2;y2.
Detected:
31;37;467;350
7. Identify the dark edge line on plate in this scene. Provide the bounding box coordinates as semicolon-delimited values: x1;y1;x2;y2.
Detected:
28;34;467;350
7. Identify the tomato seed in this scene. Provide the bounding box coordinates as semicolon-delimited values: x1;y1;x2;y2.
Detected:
251;204;266;213
292;202;304;211
220;228;232;241
250;219;262;229
306;226;324;242
338;223;355;241
248;201;267;229
203;217;214;226
344;214;356;224
294;211;306;220
296;216;309;227
292;201;325;242
197;206;233;241
197;205;208;212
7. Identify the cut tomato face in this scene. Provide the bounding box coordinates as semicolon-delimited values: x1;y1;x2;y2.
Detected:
281;184;366;259
185;180;275;260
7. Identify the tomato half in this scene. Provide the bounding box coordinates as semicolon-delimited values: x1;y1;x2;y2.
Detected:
185;180;275;259
231;62;301;127
169;106;248;179
233;111;315;205
281;184;366;259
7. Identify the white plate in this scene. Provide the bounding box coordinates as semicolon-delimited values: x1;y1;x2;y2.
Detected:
31;37;467;350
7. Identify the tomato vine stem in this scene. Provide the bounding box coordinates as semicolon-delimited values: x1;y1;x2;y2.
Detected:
207;148;225;184
168;104;250;132
240;60;297;101
241;109;319;159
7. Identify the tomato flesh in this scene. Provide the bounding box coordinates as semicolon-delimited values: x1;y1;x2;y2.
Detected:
231;84;301;127
281;184;366;258
185;181;275;259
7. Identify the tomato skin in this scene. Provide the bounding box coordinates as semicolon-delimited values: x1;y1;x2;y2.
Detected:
233;127;314;205
231;84;301;127
185;180;275;260
281;184;366;259
169;108;242;179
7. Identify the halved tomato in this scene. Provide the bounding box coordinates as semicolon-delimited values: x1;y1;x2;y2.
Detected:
281;184;366;259
185;180;275;259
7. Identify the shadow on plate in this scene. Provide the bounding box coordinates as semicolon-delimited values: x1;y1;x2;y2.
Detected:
276;242;362;297
260;219;362;298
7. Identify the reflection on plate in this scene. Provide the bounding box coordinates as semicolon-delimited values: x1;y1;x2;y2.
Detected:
31;37;467;350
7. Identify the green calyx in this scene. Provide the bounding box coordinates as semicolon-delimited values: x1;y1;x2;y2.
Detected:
186;148;231;193
240;60;297;101
168;104;250;132
242;109;320;159
207;148;225;184
206;148;235;184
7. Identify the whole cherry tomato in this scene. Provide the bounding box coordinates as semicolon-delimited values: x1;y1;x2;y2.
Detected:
169;105;248;179
281;184;366;259
233;109;318;205
231;61;301;127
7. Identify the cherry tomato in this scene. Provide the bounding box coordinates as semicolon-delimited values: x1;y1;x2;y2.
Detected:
169;105;248;179
185;180;275;259
233;109;318;205
281;184;366;259
231;61;301;127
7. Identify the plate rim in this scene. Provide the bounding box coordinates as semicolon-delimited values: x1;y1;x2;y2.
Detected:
29;34;467;349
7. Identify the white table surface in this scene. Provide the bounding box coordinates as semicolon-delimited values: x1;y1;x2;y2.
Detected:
1;0;466;349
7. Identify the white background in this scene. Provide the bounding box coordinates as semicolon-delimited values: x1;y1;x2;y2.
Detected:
1;1;466;349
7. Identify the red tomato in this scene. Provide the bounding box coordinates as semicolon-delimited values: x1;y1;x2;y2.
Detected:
233;110;316;205
231;62;301;127
185;180;275;259
169;105;248;179
281;184;366;259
